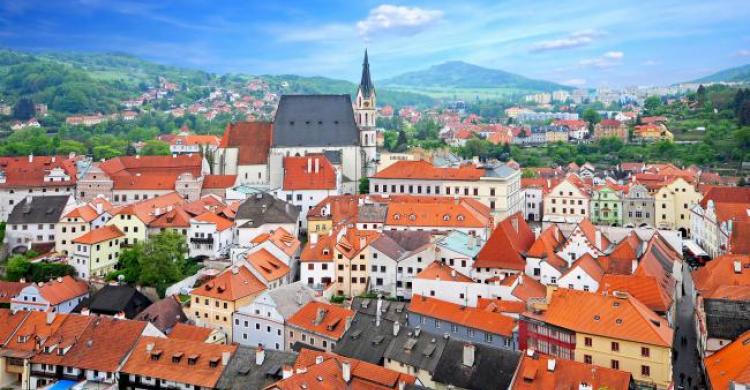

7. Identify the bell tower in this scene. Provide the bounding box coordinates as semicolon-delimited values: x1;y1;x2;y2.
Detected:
355;49;377;177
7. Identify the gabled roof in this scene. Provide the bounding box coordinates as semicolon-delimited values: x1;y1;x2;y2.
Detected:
235;193;299;227
435;230;483;258
370;230;431;261
149;206;192;228
531;289;673;347
373;160;483;181
7;195;70;225
286;301;354;340
300;231;337;263
409;295;515;337
251;227;300;257
76;284;152;318
474;212;534;270
202;175;237;189
335;229;380;259
169;323;214;342
0;281;29;304
59;316;146;372
272;95;359;148
192;265;266;301
63;204;100;222
112;192;186;224
0;155;77;188
385;197;491;229
1;311;67;354
18;276;89;306
511;352;631;390
561;253;604;283
99;154;202;178
705;329;750;390
415;261;473;283
432;339;520;390
246;249;291;282
526;225;565;269
193;212;234;232
134;295;187;333
283;155;337;191
72;225;123;245
122;336;236;388
218;121;273;165
599;274;673;313
693;254;750;296
30;313;93;366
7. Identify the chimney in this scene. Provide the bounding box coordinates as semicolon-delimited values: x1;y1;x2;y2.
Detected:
310;233;318;244
146;343;155;353
255;345;265;365
231;266;239;275
468;235;476;249
595;230;602;250
511;217;519;233
295;289;304;306
135;154;140;159
398;380;406;390
172;153;177;158
734;261;742;274
393;321;401;336
307;158;312;173
462;344;475;367
518;274;524;285
282;365;293;379
315;355;324;365
81;308;90;316
342;361;352;383
222;351;231;366
631;259;638;274
315;308;326;325
46;311;56;325
25;195;32;205
28;154;33;163
547;358;556;372
451;269;457;278
114;311;126;320
376;297;382;327
314;158;320;173
51;156;56;163
95;202;103;215
359;236;367;249
69;152;76;159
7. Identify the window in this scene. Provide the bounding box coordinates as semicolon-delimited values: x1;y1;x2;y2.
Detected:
611;342;619;352
584;355;592;364
484;333;493;343
611;360;619;370
641;347;650;357
641;365;650;377
584;337;592;347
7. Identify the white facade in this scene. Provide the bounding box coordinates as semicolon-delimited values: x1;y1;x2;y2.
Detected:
233;292;286;350
556;265;600;292
11;283;88;313
188;219;233;259
275;188;341;229
522;187;543;222
412;277;519;308
301;261;334;290
369;245;435;299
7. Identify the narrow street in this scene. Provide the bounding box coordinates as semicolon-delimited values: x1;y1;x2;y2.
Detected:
672;264;705;390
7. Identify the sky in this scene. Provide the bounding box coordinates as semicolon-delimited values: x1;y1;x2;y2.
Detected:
1;0;750;88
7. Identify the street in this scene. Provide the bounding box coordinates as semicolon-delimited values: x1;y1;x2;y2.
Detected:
672;263;705;390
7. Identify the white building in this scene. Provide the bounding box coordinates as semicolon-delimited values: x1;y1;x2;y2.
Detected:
10;276;89;313
368;230;435;299
273;155;342;228
0;155;78;221
188;212;234;259
5;195;73;254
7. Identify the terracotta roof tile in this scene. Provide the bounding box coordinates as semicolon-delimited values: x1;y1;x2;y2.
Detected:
511;352;631;390
169;323;214;342
598;274;673;313
283;155;337;190
300;230;338;263
59;316;146;372
99;155;202;178
22;276;89;306
63;204;100;222
72;225;124;245
286;301;354;340
335;229;380;259
0;281;29;304
31;314;93;366
475;212;534;270
373;160;484;181
202;175;237;189
113;192;186;224
0;155;77;188
409;295;516;337
149;207;193;228
218;121;272;165
193;212;233;232
247;249;291;282
385;197;491;229
192;265;266;301
693;254;750;296
705;329;750;390
415;261;473;283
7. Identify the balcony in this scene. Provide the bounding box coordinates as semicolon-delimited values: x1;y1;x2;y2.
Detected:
190;237;214;245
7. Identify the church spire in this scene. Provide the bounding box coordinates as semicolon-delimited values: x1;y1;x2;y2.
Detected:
359;49;374;98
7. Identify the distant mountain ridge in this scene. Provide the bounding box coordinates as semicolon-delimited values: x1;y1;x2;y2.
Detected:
693;64;750;83
380;60;570;91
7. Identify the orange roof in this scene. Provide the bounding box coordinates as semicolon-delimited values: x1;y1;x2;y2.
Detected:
3;311;67;353
169;323;214;342
63;204;100;222
475;212;534;270
72;225;124;245
511;352;631;390
385;197;491;229
731;221;750;255
286;301;354;340
252;228;300;257
276;349;416;390
165;134;220;147
112;192;186;224
111;174;179;190
218;121;272;165
149;207;192;228
335;229;380;259
99;154;202;178
598;274;673;313
122;336;236;388
0;281;30;304
60;317;146;372
693;254;750;296
575;218;610;250
705;329;750;390
300;230;338;263
409;295;516;337
0;155;77;188
477;298;527;314
283;155;337;190
532;289;673;347
19;276;89;306
247;249;291;282
415;261;473;283
561;253;604;282
509;275;547;302
373;159;484;181
0;310;29;346
192;265;266;301
526;225;566;269
194;212;233;232
202;175;237;189
31;314;93;366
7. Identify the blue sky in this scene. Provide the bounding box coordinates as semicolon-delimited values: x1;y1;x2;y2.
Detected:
1;0;750;87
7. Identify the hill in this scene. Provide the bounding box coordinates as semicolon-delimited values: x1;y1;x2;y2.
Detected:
380;61;570;99
693;64;750;83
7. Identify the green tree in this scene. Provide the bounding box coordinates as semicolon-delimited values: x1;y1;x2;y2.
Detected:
582;108;601;130
140;140;170;155
13;97;35;120
644;96;662;113
394;130;408;152
359;177;370;194
5;255;32;281
56;140;87;155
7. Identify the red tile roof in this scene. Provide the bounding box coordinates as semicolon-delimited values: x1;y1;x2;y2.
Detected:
149;207;192;228
192;265;266;301
0;281;29;304
169;323;214;342
162;134;220;147
532;289;673;347
193;212;233;232
373;160;484;181
415;261;473;283
72;225;124;245
300;231;338;263
251;228;300;257
218;121;272;165
63;204;100;222
286;301;354;340
111;175;180;190
409;295;515;336
112;192;186;224
247;249;291;282
2;311;67;353
122;336;236;388
0;309;30;346
0;155;78;188
335;229;380;259
202;175;237;189
283;155;337;190
511;352;631;390
21;276;89;306
599;274;673;313
31;314;93;366
60;316;146;372
705;329;750;390
385;197;491;229
474;212;534;270
693;254;750;296
99;155;202;178
731;221;750;255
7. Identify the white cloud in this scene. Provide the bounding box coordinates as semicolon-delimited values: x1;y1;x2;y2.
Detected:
530;30;603;52
562;78;587;86
580;51;624;68
356;4;443;41
642;59;660;66
734;49;750;57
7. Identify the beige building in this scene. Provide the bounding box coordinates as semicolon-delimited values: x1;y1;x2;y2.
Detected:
55;198;112;256
653;177;702;237
70;225;124;280
543;175;591;223
105;192;185;246
332;229;380;297
188;264;266;341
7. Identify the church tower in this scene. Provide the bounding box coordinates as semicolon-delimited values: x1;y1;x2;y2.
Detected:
355;49;378;176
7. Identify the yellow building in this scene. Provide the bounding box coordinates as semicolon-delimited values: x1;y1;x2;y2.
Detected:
522;289;673;389
634;124;674;142
71;225;124;280
653;177;701;236
55;199;112;256
105;192;185;245
305;195;361;240
188;264;266;341
333;229;379;297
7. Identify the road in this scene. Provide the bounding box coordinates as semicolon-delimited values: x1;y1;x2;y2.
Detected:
672;263;705;390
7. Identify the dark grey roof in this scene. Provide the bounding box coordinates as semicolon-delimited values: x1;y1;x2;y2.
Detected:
272;95;359;147
370;231;432;261
357;204;387;223
334;299;408;364
431;340;520;390
7;195;70;224
383;328;447;374
74;285;152;318
358;50;375;99
134;296;187;333
323;150;342;165
216;346;297;390
236;192;300;227
290;341;324;353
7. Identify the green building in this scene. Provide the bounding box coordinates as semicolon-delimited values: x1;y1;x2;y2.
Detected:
590;186;623;226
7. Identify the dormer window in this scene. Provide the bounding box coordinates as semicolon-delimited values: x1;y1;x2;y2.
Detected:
457;214;465;221
393;214;400;220
209;357;220;368
188;355;199;365
443;214;450;221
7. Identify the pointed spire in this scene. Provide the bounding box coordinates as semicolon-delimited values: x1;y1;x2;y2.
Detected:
359;49;374;98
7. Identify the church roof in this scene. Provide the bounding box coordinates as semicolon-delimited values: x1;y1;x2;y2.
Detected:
359;49;375;98
272;95;360;148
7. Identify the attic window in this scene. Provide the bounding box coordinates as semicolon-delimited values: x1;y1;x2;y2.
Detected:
457;214;465;221
615;318;623;325
209;357;220;368
318;121;323;125
290;121;295;125
305;121;311;125
409;214;416;221
150;350;163;361
443;214;450;221
593;315;600;321
334;120;339;125
188;355;199;365
393;214;400;220
172;352;183;363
